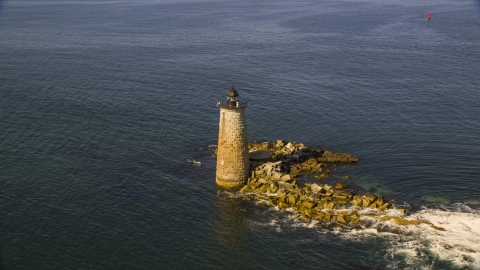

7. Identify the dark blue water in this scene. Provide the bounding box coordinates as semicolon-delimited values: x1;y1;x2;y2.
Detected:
1;0;480;268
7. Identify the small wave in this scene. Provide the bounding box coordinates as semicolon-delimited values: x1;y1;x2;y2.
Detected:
348;204;480;269
247;202;480;269
186;158;201;166
405;205;480;268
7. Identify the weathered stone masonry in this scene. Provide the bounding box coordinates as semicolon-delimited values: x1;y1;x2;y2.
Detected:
216;106;250;188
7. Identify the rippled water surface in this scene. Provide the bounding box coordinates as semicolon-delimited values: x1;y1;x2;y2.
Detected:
1;0;480;268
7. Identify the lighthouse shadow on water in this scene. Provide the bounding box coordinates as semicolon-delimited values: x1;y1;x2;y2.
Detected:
206;192;249;268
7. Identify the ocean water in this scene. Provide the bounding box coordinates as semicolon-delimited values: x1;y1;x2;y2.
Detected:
1;0;480;268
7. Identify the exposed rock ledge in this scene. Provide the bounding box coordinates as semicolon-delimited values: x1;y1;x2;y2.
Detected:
232;140;444;231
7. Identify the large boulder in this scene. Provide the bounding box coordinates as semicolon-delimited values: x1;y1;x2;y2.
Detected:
310;183;323;194
280;174;292;182
362;192;376;203
278;181;294;192
269;182;279;193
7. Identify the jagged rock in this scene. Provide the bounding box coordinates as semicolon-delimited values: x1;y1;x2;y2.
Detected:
239;185;250;193
310;183;323;194
350;217;360;224
336;215;346;224
376;196;384;207
271;171;282;179
362;192;376;202
288;194;298;205
300;215;311;222
268;197;278;207
319;197;330;204
298;205;308;215
298;195;308;203
269;182;279;193
324;202;335;209
335;183;347;189
280;174;292;182
336;189;354;198
378;203;390;211
278;182;294;192
258;178;267;184
351;196;362;206
333;195;348;201
304;209;313;218
362;199;370;207
316;212;326;220
278;201;289;209
301;201;315;209
257;194;266;199
337;213;351;224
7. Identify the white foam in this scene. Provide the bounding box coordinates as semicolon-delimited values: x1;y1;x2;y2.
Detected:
405;206;480;268
247;201;480;268
345;204;480;269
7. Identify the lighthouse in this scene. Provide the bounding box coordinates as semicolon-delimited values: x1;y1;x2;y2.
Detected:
216;87;250;188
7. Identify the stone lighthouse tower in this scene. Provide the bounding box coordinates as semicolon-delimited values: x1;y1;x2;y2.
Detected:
216;87;250;188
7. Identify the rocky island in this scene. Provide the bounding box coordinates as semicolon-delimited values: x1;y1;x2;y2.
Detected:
214;88;443;231
221;140;444;231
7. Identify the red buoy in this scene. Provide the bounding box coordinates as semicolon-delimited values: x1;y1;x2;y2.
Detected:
427;12;431;20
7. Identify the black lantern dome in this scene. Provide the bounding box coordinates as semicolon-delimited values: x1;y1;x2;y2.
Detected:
227;87;239;97
226;86;239;106
217;86;247;108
